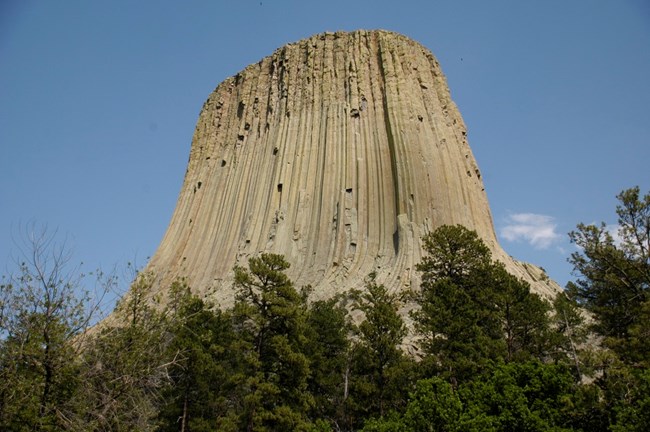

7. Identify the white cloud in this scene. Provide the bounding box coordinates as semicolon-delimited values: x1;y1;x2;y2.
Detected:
501;213;562;250
605;224;623;246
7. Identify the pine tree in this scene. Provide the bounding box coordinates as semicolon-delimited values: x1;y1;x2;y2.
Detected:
550;289;587;377
569;186;649;365
491;264;551;363
568;186;650;430
412;225;504;382
303;296;351;427
413;225;553;383
230;253;313;431
157;283;236;432
347;274;412;427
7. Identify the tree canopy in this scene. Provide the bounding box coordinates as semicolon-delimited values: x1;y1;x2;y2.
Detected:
2;192;649;430
569;186;650;366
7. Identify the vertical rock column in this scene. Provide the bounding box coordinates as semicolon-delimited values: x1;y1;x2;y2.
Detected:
145;30;558;305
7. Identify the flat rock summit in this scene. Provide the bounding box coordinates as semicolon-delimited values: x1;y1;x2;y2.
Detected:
145;30;559;305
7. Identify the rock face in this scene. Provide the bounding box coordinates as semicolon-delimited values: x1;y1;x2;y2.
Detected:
145;30;559;306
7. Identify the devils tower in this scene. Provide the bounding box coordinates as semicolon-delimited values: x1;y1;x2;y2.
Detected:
145;30;559;305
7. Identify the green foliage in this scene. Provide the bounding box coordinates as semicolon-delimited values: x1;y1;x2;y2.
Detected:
0;227;107;431
610;368;650;431
157;282;236;431
459;361;577;431
364;362;580;432
413;225;552;383
0;309;80;431
399;377;463;431
569;186;650;366
417;224;492;284
491;264;551;363
231;253;314;430
70;271;173;431
564;186;650;430
413;226;500;381
361;413;408;432
303;296;351;426
347;274;413;428
550;290;587;377
572;350;650;432
4;205;650;430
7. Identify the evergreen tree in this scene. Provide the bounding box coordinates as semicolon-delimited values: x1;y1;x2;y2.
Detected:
230;253;313;431
303;296;351;428
491;264;551;363
569;186;649;365
566;186;650;430
413;225;553;383
412;225;504;382
417;224;493;282
347;274;412;427
157;283;236;432
610;368;650;432
550;290;587;378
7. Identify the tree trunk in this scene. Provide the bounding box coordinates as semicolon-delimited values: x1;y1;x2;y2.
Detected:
180;392;188;432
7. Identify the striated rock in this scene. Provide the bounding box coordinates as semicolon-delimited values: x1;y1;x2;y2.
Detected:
144;30;560;306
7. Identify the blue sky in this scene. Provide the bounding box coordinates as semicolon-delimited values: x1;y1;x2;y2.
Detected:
1;0;649;299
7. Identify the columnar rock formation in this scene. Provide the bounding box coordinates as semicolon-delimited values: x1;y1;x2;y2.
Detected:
145;30;559;306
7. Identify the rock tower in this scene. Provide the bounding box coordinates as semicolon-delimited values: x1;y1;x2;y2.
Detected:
145;30;559;305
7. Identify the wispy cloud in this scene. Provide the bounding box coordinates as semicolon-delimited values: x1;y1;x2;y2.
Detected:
501;213;561;250
605;224;623;246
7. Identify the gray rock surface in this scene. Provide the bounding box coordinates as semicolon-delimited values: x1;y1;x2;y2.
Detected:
144;30;560;307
